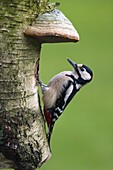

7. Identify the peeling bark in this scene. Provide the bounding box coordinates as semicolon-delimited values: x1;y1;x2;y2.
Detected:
0;0;52;169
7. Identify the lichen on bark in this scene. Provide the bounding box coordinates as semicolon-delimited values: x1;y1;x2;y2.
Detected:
0;0;53;169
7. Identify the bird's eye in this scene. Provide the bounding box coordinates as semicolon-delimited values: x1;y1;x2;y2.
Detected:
80;67;85;72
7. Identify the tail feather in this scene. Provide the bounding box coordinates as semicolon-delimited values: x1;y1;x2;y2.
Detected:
47;119;55;145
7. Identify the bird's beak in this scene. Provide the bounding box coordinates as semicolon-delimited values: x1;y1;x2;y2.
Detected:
67;58;77;69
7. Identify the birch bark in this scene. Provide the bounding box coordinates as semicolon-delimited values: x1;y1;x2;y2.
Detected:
0;1;52;169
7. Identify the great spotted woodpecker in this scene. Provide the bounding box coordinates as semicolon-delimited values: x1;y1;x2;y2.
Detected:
39;58;93;145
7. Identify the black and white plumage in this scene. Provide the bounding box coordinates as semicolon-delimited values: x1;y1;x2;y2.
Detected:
39;58;93;145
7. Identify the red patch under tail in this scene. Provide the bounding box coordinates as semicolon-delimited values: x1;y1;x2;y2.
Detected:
44;106;51;127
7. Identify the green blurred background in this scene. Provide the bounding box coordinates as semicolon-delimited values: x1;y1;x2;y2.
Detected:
3;0;113;170
40;0;113;170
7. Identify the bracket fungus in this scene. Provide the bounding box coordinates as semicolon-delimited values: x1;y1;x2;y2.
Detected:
25;9;80;43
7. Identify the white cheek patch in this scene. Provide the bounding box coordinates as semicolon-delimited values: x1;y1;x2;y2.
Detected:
81;71;91;80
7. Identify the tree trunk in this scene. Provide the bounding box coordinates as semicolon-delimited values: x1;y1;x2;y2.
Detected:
0;0;52;169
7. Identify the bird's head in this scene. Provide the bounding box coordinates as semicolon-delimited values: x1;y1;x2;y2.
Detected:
67;58;93;85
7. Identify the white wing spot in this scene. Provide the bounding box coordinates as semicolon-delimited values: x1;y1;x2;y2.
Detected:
55;107;62;113
54;113;59;119
63;84;73;108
